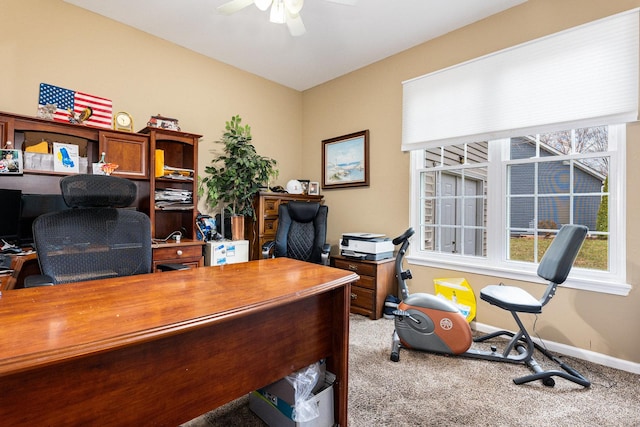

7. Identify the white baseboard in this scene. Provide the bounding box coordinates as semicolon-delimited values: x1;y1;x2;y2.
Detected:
473;322;640;375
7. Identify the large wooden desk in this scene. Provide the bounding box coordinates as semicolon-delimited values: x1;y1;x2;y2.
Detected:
0;252;39;291
0;258;358;426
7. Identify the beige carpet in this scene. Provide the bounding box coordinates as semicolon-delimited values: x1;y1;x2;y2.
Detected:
184;314;640;426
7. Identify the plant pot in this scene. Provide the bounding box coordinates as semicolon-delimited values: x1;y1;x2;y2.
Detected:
231;215;245;241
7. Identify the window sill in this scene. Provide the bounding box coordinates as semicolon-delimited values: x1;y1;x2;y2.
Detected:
406;254;631;296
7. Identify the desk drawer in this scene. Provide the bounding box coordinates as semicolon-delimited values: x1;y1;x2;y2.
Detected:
355;275;375;290
332;258;376;276
263;218;278;236
263;199;278;216
350;285;374;314
153;244;202;261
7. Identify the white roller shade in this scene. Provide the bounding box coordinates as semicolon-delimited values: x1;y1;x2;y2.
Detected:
402;9;639;151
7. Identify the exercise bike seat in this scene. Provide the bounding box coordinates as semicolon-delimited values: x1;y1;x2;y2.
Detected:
480;285;542;314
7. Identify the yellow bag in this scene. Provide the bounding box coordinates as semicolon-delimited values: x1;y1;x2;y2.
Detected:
433;278;476;323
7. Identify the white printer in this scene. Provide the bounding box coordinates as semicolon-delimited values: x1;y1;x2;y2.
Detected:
340;232;394;260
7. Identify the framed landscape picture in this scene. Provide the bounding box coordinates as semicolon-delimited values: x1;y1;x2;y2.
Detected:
322;130;369;189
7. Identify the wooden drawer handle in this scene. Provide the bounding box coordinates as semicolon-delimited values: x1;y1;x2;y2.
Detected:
176;250;183;256
347;264;359;271
351;293;357;300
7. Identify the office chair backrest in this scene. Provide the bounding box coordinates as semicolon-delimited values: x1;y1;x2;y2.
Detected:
537;224;588;285
32;174;152;284
274;201;328;264
61;174;137;208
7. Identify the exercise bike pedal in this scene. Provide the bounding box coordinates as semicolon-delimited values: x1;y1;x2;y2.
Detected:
392;309;421;324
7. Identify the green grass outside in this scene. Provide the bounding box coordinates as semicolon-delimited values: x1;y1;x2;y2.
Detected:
509;237;608;271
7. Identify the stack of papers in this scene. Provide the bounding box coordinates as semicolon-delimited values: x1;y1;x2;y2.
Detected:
155;188;193;210
163;164;194;181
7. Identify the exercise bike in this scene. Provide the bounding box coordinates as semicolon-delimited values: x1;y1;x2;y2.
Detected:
390;226;590;387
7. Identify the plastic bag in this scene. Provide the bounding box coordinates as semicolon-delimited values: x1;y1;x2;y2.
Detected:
285;361;321;422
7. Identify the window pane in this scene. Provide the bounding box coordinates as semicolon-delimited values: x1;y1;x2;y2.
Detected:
509;196;534;231
574;195;602;230
510;137;534;160
424;148;442;168
574;157;608;193
509;235;536;262
508;164;534;195
442;145;465;166
539;129;572;154
422;226;436;251
538;161;569;195
465;141;489;164
574;126;608;153
538;195;569;229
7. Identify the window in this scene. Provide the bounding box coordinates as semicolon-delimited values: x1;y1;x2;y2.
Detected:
402;11;636;296
409;124;628;295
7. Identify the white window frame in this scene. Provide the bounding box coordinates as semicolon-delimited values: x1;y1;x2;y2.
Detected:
408;124;630;296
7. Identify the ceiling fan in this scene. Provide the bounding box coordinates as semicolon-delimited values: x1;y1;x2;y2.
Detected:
217;0;357;37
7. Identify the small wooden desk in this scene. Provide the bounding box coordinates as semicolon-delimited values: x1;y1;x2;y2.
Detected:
0;258;357;426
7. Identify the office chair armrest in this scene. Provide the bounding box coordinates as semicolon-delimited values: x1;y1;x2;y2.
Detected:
156;263;190;272
24;275;55;288
321;244;331;266
262;241;276;258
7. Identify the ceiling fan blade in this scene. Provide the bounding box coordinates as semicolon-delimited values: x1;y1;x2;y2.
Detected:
217;0;255;15
323;0;357;5
286;11;306;36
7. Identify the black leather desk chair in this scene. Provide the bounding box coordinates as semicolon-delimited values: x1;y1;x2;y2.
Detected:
262;201;330;265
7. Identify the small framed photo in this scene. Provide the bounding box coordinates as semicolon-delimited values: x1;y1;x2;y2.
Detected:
308;181;320;196
297;179;310;194
147;115;180;131
0;149;23;175
322;130;369;189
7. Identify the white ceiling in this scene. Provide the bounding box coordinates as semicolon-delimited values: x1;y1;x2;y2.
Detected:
64;0;526;91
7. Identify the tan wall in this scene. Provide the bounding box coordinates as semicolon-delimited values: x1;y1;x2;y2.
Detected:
1;0;303;215
302;0;640;365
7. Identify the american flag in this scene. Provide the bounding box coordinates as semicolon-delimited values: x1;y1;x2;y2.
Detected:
38;83;113;129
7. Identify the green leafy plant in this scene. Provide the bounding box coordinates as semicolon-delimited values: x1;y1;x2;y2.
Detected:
199;115;278;218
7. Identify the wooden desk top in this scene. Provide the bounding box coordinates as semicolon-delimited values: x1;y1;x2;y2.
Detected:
0;258;358;377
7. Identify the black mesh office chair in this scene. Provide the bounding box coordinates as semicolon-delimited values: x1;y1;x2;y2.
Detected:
25;174;184;287
262;201;330;265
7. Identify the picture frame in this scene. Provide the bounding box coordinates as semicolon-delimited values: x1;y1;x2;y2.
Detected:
308;181;320;196
322;130;369;189
147;115;180;131
297;179;310;194
0;149;23;175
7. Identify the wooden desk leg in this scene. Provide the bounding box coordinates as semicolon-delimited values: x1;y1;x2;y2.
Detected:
329;282;351;427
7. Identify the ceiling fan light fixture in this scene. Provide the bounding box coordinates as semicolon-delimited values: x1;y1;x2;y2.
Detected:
269;0;286;24
254;0;272;12
283;0;304;15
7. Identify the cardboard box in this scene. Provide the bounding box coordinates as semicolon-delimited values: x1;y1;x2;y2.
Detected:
204;240;249;266
249;371;335;427
259;360;326;406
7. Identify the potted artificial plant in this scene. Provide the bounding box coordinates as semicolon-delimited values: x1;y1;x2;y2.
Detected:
199;115;278;240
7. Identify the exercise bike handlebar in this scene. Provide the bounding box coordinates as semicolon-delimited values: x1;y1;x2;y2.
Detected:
392;227;415;245
393;228;415;300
